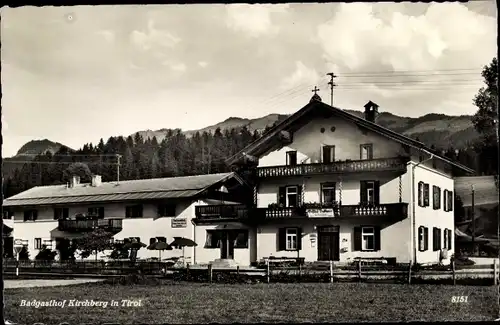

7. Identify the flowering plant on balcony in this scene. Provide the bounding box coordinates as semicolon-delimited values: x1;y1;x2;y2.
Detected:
268;203;285;209
302;201;339;209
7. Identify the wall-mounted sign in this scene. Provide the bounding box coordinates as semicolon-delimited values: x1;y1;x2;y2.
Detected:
171;218;187;228
307;208;335;218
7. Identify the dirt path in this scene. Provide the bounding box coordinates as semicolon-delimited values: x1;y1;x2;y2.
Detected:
4;279;104;289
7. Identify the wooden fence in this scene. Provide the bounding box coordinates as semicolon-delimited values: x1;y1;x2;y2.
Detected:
3;259;499;285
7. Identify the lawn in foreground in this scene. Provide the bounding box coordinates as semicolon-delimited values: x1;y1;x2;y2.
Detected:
4;281;497;323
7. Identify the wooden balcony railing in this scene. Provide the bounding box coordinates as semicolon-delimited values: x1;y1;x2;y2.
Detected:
195;204;249;221
256;157;409;178
339;203;408;219
58;218;123;232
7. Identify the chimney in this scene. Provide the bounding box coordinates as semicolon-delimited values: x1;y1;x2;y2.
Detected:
364;101;379;123
69;175;80;188
91;175;102;187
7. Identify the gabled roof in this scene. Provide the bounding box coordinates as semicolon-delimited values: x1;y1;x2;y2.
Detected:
3;172;244;207
226;99;475;175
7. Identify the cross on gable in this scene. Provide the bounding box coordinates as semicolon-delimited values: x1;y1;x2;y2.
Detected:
311;86;320;94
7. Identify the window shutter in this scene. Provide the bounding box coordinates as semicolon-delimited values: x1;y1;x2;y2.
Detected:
448;191;454;211
53;209;59;220
296;228;303;250
444;190;449;211
278;187;286;207
98;207;105;218
360;182;367;204
418;182;423;207
424;227;429;251
353;227;362;251
63;208;69;219
297;185;303;206
33;210;38;221
373;226;381;251
418;226;423;251
432;227;438;251
438;229;442;250
432;186;438;209
374;181;380;205
423;183;430;207
448;229;452;250
278;228;286;251
322;147;329;163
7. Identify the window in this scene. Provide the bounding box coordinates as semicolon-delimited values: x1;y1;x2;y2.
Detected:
205;230;220;248
443;190;454;212
88;207;105;219
3;209;12;219
286;228;298;250
360;181;379;205
278;227;302;251
278;186;302;207
53;208;69;220
157;204;176;217
418;226;429;251
433;186;441;210
361;227;375;251
445;229;452;250
149;237;157;245
321;182;336;205
432;227;442;251
42;239;53;249
418;182;430;207
360;144;373;160
286;186;299;207
443;229;448;249
286;151;297;166
23;209;38;222
125;205;143;218
322;145;335;163
234;230;249;249
353;226;381;251
34;238;42;249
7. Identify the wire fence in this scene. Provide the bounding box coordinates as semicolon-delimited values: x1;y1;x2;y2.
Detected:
3;259;499;285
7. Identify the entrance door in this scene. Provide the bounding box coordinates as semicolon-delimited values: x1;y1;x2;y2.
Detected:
317;227;340;261
220;231;235;259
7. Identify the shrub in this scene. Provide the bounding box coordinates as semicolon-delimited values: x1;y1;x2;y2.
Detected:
35;246;58;261
18;246;30;260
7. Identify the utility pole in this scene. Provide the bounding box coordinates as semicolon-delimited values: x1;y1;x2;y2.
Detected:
116;154;122;183
326;72;337;106
471;184;476;255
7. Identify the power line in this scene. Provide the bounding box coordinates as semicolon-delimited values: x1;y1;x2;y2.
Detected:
337;68;483;75
338;79;482;86
339;72;480;78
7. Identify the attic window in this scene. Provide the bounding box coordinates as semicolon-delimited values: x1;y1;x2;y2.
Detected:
320;127;325;133
330;127;336;132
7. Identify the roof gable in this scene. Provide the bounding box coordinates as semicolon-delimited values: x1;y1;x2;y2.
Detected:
226;100;474;175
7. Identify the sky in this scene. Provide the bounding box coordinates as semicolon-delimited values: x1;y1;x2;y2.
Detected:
1;3;497;157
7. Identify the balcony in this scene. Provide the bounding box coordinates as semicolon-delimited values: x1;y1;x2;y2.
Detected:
339;203;408;219
58;218;123;233
195;205;249;222
256;157;409;178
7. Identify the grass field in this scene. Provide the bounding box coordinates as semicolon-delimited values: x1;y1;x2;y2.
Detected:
4;281;498;323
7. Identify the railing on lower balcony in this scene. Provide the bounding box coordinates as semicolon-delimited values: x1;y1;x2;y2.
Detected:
58;218;123;232
195;204;249;221
255;207;301;219
257;157;409;178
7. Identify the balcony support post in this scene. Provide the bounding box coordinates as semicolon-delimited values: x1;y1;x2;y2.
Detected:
399;175;402;203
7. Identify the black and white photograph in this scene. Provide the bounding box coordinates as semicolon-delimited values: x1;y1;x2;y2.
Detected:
1;2;499;323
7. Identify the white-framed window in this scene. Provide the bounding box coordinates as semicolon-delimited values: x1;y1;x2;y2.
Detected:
34;238;42;249
322;145;335;164
418;226;429;251
366;181;375;205
362;227;375;251
286;151;297;166
23;209;38;222
286;228;298;250
360;144;373;160
286;186;298;207
88;207;105;218
321;182;336;204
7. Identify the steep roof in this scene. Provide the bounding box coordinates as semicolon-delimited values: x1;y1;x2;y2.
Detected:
3;172;243;207
226;99;475;175
455;176;499;207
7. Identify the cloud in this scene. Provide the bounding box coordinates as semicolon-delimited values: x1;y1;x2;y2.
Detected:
96;30;115;42
225;4;290;37
198;61;208;68
161;61;187;73
130;18;181;51
317;3;495;72
281;61;320;90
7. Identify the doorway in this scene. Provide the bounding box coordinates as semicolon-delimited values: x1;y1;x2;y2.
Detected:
220;231;235;259
317;226;340;261
3;237;13;258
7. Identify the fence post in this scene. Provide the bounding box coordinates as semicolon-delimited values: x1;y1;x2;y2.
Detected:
358;261;362;282
494;259;498;285
329;260;333;283
298;263;302;279
236;265;240;279
408;261;412;284
266;260;270;284
186;263;190;281
208;264;213;283
452;259;456;285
